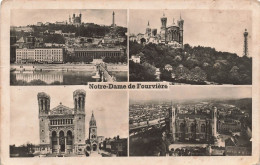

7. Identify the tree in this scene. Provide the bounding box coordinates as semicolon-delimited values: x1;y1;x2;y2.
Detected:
160;69;172;81
129;42;252;84
129;61;157;81
43;34;65;44
129;41;143;57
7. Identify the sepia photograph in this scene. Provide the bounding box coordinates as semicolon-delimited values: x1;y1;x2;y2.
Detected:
129;10;252;85
9;86;128;157
1;0;259;165
10;9;128;85
129;86;252;156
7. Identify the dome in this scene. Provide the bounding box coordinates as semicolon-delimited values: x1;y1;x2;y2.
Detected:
73;89;86;97
37;92;50;99
167;18;179;28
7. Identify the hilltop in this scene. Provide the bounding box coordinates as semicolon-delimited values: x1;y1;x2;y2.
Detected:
130;42;252;85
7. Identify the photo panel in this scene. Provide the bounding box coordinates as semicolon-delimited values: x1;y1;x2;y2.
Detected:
10;9;128;86
129;9;252;85
10;86;128;157
129;86;252;156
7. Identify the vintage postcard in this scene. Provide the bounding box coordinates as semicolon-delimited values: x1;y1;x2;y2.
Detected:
0;0;259;165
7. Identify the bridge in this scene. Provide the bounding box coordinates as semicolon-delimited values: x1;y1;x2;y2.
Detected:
95;63;116;82
129;118;166;135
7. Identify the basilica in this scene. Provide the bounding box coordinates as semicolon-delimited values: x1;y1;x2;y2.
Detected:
37;89;86;155
130;13;184;48
166;105;218;143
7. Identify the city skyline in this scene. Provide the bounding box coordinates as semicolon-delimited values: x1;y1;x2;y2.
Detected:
10;86;128;146
11;9;127;27
130;86;252;103
129;9;252;57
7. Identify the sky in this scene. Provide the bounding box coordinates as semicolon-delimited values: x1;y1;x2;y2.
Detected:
129;9;252;57
11;9;127;27
130;86;252;103
10;9;252;56
10;86;128;146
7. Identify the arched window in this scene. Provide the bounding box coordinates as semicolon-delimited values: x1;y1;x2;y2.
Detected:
41;99;43;110
67;131;73;145
45;100;48;113
78;97;81;108
74;98;77;109
52;131;57;145
82;98;85;109
180;123;185;133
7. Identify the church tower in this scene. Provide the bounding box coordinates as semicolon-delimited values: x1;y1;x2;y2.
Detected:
177;14;184;47
38;92;51;145
73;89;86;151
72;13;75;23
89;111;98;151
172;105;176;142
212;107;217;137
79;12;82;23
145;21;151;37
69;15;71;24
160;13;167;43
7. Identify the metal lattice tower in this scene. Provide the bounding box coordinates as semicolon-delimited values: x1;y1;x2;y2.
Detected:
112;11;115;27
243;29;249;57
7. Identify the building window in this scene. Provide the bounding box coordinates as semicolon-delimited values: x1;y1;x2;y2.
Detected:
201;124;206;133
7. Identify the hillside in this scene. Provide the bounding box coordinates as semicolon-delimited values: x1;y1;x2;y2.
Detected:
130;42;252;85
11;23;127;38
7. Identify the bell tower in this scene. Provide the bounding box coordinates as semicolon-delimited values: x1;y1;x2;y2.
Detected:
73;89;86;151
160;13;167;43
212;107;217;138
146;21;151;37
89;111;97;141
73;89;85;114
89;111;98;151
177;13;184;47
172;105;176;142
37;92;50;145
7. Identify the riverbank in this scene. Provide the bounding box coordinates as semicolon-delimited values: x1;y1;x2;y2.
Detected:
10;64;128;72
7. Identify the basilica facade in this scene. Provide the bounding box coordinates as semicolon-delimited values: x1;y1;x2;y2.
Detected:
37;89;86;155
166;106;218;143
69;13;82;27
130;13;184;48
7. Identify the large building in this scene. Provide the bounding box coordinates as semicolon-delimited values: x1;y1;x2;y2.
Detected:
10;26;34;33
69;13;82;27
16;48;63;64
166;106;217;143
37;89;86;155
73;48;124;61
133;13;184;48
